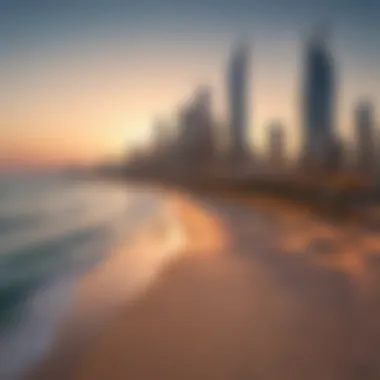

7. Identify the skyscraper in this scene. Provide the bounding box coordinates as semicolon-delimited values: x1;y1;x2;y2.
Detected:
268;121;285;169
228;43;250;161
302;30;335;167
355;100;375;172
153;117;170;153
178;86;214;166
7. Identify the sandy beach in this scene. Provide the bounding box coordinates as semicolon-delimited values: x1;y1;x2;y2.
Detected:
27;191;380;380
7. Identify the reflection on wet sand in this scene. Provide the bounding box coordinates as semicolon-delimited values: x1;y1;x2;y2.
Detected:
31;193;380;380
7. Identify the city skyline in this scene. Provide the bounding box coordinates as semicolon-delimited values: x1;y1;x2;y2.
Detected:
147;29;378;170
0;0;379;167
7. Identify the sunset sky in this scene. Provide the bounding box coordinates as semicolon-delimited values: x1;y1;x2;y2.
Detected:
0;0;379;167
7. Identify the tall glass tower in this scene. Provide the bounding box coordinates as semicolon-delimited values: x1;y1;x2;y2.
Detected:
228;44;250;161
303;31;335;164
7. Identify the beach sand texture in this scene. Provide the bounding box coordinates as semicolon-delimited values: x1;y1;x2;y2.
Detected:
29;193;380;380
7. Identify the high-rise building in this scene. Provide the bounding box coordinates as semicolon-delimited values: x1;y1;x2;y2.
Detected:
178;86;214;166
268;121;285;168
153;118;170;153
355;101;375;172
302;30;335;167
228;44;250;161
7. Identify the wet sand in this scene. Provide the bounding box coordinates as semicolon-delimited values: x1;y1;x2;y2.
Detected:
28;192;380;380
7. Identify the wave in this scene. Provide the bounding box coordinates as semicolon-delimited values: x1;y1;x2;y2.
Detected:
0;176;164;341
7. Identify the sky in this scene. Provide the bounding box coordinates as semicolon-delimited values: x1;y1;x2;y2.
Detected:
0;0;379;167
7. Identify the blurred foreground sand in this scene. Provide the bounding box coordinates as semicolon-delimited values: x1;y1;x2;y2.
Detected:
29;192;380;380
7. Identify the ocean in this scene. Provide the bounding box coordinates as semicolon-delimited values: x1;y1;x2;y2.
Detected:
0;172;185;379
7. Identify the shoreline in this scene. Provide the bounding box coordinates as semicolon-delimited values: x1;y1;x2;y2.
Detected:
36;184;380;379
80;171;380;228
25;179;380;380
24;190;225;380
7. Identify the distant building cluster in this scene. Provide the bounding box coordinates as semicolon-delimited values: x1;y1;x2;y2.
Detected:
125;29;378;184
